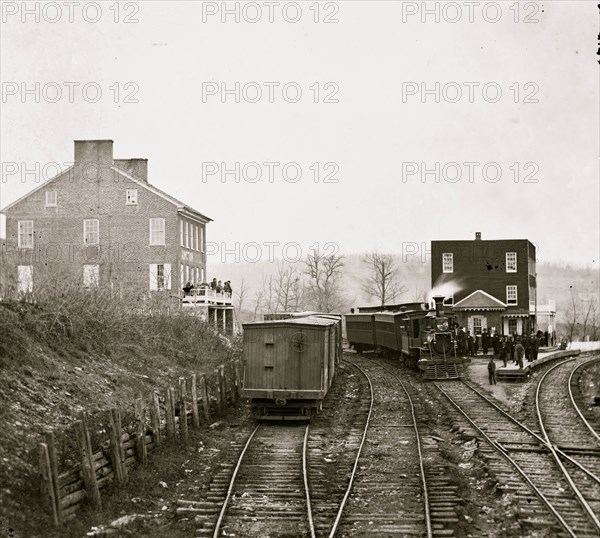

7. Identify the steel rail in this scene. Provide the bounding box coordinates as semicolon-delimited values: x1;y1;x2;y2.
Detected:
212;423;260;538
568;357;600;443
535;360;600;532
303;423;317;538
433;381;578;538
379;362;433;538
461;377;600;484
328;359;374;538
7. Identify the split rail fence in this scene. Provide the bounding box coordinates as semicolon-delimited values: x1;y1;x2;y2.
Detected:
38;360;242;525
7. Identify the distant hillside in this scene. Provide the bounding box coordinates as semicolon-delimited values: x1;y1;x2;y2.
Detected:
211;254;598;329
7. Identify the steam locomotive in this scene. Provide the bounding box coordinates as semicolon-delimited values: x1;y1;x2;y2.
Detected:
345;296;467;379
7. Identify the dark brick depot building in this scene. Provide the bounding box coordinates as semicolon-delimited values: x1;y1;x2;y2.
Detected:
431;232;554;337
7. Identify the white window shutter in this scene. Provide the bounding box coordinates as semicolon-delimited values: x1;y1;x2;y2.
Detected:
149;264;158;291
17;265;33;293
164;264;172;290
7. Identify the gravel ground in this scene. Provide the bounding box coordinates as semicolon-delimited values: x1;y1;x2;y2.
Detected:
32;354;600;537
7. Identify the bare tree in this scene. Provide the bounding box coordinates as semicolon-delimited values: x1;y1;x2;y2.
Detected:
251;264;304;317
273;262;303;312
589;300;599;341
234;278;247;312
581;293;599;341
253;274;277;317
411;284;429;303
361;252;407;306
304;248;347;312
565;286;580;343
252;289;263;321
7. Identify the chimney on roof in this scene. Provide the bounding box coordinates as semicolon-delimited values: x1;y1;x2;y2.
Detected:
114;158;148;182
74;140;114;180
475;232;481;241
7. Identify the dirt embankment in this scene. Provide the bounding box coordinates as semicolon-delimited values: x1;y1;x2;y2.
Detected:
0;291;240;537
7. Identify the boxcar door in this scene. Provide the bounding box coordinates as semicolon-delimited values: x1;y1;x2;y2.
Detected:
262;326;275;390
285;326;302;390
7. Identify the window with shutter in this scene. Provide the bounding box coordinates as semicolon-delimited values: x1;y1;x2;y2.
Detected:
83;265;99;287
149;264;158;291
17;265;33;293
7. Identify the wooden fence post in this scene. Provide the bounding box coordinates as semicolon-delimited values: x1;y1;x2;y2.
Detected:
219;365;227;408
75;413;102;509
199;374;210;423
190;374;200;429
43;431;62;523
38;442;59;526
178;378;189;441
150;393;162;446
135;397;148;464
165;387;175;439
169;387;177;436
108;408;127;485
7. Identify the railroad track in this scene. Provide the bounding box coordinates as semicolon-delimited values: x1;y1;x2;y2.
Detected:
338;356;441;537
176;361;372;537
535;356;600;529
433;373;600;537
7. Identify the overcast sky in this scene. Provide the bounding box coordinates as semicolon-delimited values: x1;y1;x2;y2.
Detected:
1;1;598;268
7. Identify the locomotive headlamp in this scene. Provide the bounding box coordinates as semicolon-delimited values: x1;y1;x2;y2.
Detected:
436;318;449;331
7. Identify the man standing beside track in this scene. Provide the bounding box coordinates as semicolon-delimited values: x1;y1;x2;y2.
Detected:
515;339;525;369
499;338;508;368
457;327;467;357
487;357;497;385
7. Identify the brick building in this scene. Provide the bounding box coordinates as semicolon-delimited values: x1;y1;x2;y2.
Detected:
1;140;211;297
431;232;555;338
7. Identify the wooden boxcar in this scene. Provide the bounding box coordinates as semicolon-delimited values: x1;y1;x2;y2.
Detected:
241;315;341;420
345;313;377;353
373;312;404;352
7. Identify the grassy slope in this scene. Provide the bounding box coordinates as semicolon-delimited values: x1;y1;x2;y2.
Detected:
0;290;240;535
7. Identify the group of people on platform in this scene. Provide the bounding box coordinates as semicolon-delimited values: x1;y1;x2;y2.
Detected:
182;278;233;296
455;327;549;385
456;328;548;361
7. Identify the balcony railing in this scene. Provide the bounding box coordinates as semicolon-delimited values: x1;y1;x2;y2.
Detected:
181;287;233;306
529;300;556;315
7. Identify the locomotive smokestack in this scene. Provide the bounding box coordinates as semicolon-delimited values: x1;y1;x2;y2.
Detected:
433;296;444;316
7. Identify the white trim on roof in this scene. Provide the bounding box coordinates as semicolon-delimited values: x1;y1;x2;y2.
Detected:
453;289;507;309
0;166;74;213
111;167;212;223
